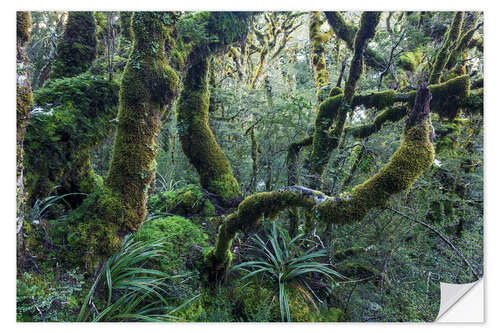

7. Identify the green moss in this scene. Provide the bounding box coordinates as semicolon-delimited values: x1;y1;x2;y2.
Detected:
352;90;397;109
364;48;387;72
135;216;209;273
177;57;241;204
24;74;119;205
53;185;124;270
209;188;320;275
16;11;32;231
429;12;464;84
309;12;329;104
408;75;470;119
176;12;252;62
17;12;31;45
317;86;435;225
51;13;180;270
51;12;97;79
325;12;385;71
234;281;333;322
347;123;376;139
324;12;357;49
148;184;215;218
309;95;344;184
398;50;422;72
344;12;381;102
329;86;343;97
105;12;179;232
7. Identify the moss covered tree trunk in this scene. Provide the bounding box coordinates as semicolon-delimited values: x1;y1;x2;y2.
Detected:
63;12;179;270
50;11;97;79
177;56;241;206
309;11;330;105
16;11;33;260
24;11;105;208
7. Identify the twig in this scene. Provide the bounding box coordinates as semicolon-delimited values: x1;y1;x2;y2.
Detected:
388;207;480;279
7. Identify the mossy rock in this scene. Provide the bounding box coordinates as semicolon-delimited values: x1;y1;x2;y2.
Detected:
135;216;209;274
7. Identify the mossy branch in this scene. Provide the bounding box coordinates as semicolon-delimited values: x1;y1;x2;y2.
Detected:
346;75;471;139
207;83;435;276
309;11;330;105
17;11;32;257
324;11;386;71
429;12;464;84
307;12;381;189
60;12;180;270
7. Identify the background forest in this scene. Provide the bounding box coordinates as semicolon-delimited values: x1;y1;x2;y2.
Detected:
16;10;483;322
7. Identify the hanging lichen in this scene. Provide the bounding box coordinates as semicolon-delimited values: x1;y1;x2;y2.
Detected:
51;12;97;79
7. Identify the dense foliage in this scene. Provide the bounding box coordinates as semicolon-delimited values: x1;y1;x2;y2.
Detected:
17;11;483;322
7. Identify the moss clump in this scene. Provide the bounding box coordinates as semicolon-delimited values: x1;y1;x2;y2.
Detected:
429;12;464;84
17;11;32;238
329;86;343;97
398;50;422;72
51;12;97;79
105;12;179;233
177;57;241;205
147;184;215;218
135;216;209;273
24;74;119;205
352;90;397;110
346;105;407;139
408;75;470;120
235;282;341;322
